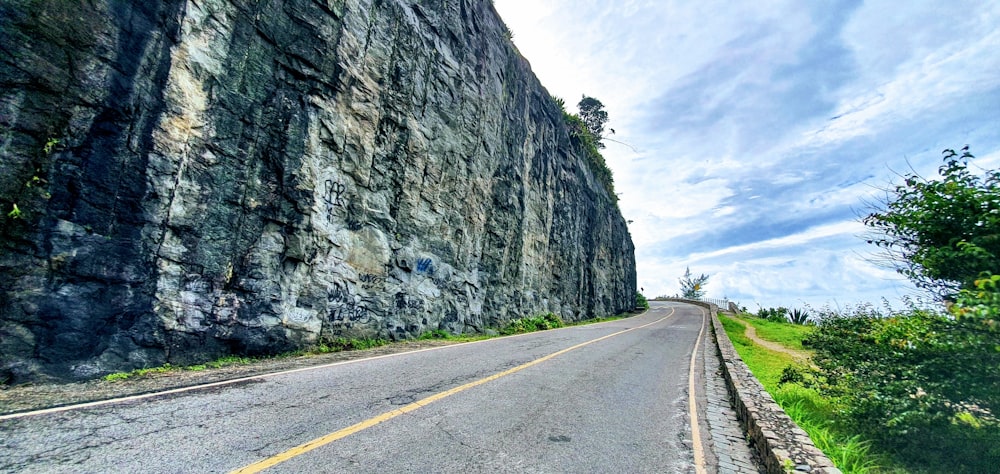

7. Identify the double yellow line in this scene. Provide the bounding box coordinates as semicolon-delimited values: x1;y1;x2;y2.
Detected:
232;308;676;473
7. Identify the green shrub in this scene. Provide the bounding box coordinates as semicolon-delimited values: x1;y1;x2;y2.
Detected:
635;291;649;310
804;301;1000;473
501;313;564;335
864;147;1000;299
755;306;790;323
315;336;389;353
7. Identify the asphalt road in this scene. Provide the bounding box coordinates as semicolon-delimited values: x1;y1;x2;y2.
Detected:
0;302;712;473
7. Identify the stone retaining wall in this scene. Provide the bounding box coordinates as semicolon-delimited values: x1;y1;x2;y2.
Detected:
669;299;842;474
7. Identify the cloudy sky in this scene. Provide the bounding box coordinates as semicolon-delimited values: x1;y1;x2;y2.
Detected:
493;0;1000;310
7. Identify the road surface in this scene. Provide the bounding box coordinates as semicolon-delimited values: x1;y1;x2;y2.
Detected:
1;302;757;473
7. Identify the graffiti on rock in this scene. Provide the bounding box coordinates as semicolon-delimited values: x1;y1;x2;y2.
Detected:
323;179;347;220
327;282;382;325
416;257;434;275
360;273;387;290
394;292;424;312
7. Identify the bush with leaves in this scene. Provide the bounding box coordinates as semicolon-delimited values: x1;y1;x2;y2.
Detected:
800;145;1000;472
635;291;650;310
864;146;1000;299
803;298;1000;472
754;306;789;323
501;313;564;335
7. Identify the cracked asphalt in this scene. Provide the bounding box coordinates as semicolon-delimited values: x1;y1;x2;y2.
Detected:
0;302;758;473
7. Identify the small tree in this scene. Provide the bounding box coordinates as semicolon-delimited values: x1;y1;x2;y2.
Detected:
864;146;1000;299
577;96;609;148
679;267;709;299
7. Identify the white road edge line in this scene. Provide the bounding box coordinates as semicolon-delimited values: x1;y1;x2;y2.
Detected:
0;311;655;421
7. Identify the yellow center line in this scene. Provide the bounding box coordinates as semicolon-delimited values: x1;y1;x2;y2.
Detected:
688;306;708;474
231;308;676;474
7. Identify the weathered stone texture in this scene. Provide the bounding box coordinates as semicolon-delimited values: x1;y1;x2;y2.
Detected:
0;0;635;381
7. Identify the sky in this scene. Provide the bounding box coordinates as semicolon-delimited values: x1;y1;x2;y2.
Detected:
492;0;1000;311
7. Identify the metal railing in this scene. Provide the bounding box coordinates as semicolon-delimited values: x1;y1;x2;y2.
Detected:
699;297;742;311
656;296;741;313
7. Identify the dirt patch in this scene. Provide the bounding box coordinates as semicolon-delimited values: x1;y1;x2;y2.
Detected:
0;339;463;416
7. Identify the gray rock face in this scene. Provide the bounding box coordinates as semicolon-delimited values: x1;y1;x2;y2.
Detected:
0;0;636;382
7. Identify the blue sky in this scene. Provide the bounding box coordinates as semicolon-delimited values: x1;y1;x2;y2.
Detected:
493;0;1000;310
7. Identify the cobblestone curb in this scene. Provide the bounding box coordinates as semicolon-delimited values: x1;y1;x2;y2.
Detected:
668;299;842;474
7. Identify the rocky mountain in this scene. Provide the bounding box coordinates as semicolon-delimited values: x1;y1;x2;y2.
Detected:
0;0;636;382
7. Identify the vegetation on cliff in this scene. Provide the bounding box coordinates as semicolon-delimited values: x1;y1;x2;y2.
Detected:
553;95;617;204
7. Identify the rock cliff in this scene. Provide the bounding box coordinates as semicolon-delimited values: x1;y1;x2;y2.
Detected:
0;0;636;382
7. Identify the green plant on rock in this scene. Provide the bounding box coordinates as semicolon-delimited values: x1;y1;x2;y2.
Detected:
43;138;59;155
561;97;617;203
315;336;388;353
577;96;609;148
7;204;22;220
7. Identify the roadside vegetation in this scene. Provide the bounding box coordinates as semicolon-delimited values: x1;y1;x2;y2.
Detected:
725;147;1000;473
102;310;635;383
103;355;254;382
636;291;650;310
500;312;565;335
720;313;883;473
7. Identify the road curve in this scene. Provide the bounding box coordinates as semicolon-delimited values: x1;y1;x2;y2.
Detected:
1;302;718;473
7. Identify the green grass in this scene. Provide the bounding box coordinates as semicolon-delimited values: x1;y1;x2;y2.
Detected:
313;336;390;354
719;314;884;474
416;329;491;343
206;355;253;368
566;313;629;326
737;315;815;351
102;364;175;382
719;316;790;388
418;312;631;341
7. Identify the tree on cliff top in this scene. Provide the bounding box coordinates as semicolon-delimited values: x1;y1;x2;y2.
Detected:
577;96;609;148
554;95;617;204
